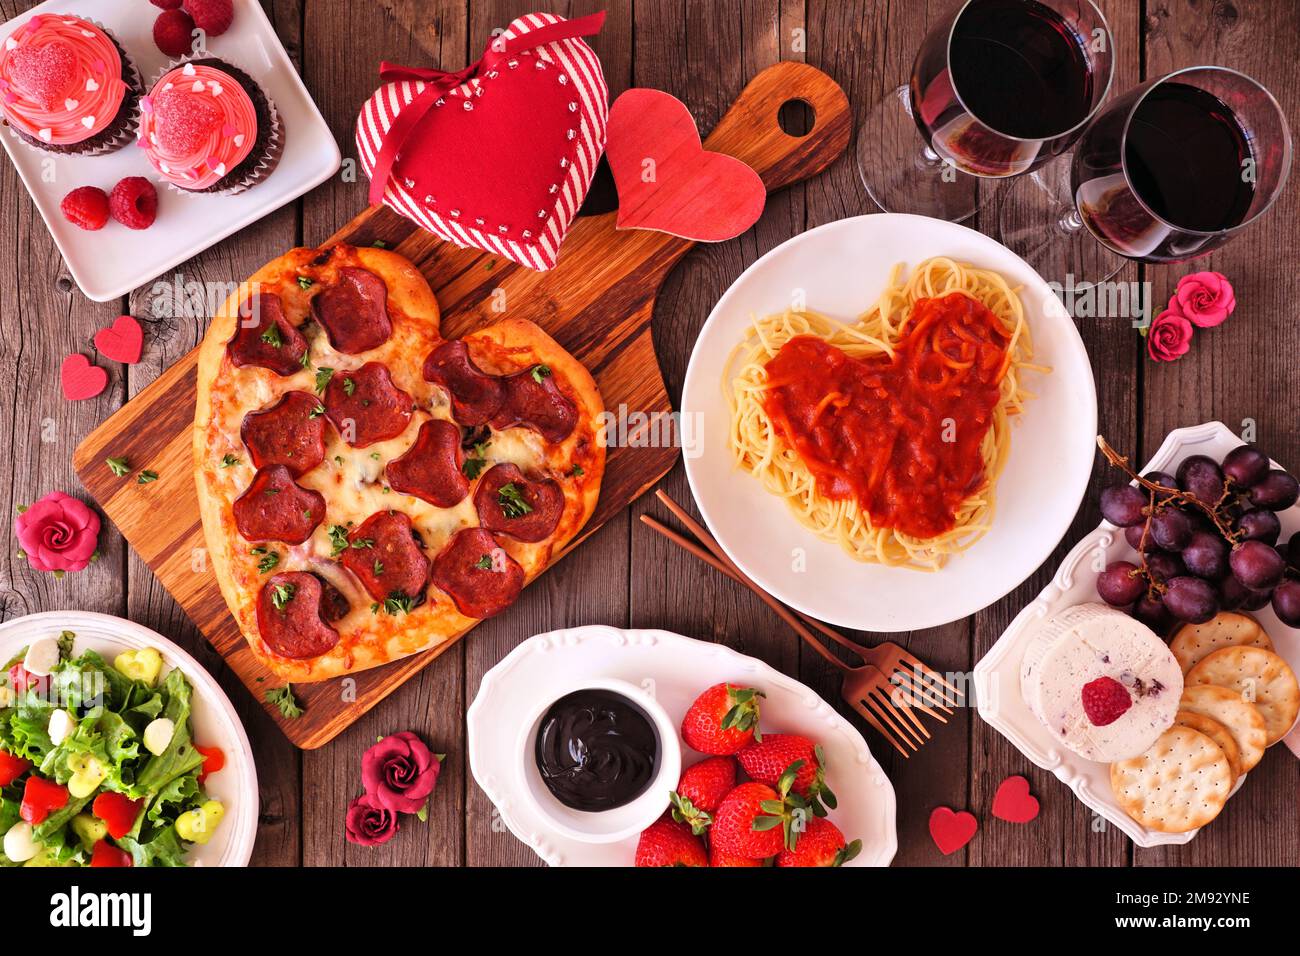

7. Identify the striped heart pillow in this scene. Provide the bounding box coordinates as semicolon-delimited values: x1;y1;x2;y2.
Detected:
355;12;608;272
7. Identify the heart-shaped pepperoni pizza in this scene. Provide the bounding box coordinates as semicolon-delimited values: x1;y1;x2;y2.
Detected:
194;244;605;682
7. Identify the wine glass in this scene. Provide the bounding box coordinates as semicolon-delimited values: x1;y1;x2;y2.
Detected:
858;0;1114;223
1000;66;1293;282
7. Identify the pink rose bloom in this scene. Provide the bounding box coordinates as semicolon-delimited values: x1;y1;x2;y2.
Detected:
345;792;399;847
1147;309;1195;362
361;731;440;814
1172;271;1236;328
14;492;100;573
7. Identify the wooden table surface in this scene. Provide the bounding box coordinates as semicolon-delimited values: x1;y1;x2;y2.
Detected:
2;0;1297;867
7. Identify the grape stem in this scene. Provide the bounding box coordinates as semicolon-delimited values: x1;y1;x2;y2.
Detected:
1095;435;1240;543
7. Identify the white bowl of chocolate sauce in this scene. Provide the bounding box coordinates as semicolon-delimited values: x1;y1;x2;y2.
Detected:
516;677;682;844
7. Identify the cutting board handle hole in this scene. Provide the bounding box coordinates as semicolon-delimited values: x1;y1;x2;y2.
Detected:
778;98;815;138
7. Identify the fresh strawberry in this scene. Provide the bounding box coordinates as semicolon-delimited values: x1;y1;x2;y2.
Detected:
634;817;707;867
669;756;736;834
776;817;861;867
709;781;797;859
710;844;766;867
737;734;836;811
681;682;763;755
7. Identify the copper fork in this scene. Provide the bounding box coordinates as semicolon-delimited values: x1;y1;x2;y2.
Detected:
645;491;961;758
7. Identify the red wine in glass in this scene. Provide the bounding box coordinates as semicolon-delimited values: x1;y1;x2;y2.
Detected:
1072;67;1291;263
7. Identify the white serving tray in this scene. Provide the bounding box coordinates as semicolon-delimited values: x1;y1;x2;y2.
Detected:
0;0;340;301
467;625;898;866
975;422;1300;847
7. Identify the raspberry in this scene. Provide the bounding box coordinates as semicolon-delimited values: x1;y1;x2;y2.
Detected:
109;177;159;230
60;186;110;231
151;0;183;8
1081;676;1132;726
184;0;235;36
153;9;195;57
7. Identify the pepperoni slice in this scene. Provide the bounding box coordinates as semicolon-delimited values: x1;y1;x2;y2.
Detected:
386;419;469;507
323;362;413;448
472;463;564;542
256;572;344;660
339;511;431;603
310;267;394;354
490;367;578;443
226;293;308;376
423;340;505;426
430;528;524;619
232;465;326;544
240;391;328;477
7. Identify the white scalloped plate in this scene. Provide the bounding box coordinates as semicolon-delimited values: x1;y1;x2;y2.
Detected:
0;611;259;866
466;625;897;866
975;422;1300;847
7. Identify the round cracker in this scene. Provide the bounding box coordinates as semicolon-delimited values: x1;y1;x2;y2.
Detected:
1109;726;1232;833
1178;684;1268;771
1187;646;1299;746
1171;612;1272;674
1173;709;1242;782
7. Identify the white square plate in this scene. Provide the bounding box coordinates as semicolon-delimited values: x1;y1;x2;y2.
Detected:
1;0;340;301
974;422;1300;847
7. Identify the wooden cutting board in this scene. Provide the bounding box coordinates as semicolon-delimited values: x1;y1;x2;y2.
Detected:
72;61;850;748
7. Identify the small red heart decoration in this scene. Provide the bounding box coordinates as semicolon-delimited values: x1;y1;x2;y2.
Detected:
928;806;978;855
9;41;77;111
991;775;1041;824
607;88;766;241
94;315;143;365
60;354;108;401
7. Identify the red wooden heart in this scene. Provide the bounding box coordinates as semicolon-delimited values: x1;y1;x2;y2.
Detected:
93;315;143;365
60;354;107;401
991;775;1040;824
607;88;765;241
929;806;978;855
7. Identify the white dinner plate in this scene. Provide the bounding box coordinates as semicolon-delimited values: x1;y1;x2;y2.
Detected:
0;0;340;301
466;624;897;866
681;213;1097;632
0;610;259;866
975;422;1300;847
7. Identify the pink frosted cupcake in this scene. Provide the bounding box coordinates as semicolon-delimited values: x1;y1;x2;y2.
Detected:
138;56;282;195
0;13;140;155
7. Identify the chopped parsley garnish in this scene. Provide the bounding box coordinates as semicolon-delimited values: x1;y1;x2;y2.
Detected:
260;325;284;348
571;464;584;477
497;482;533;519
315;367;335;393
327;525;350;558
351;538;374;550
369;452;381;460
474;554;493;570
383;591;415;615
297;275;314;290
299;350;312;370
220;454;241;468
137;470;159;484
270;583;296;611
264;487;280;496
106;456;131;477
343;378;356;397
334;455;344;466
462;456;487;480
530;364;551;384
372;239;388;249
309;404;326;419
372;559;385;576
265;685;302;719
256;551;280;574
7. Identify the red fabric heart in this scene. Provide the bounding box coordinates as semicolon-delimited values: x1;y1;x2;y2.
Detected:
607;89;766;241
60;354;107;401
93;315;143;365
929;806;978;855
991;775;1041;824
356;13;608;272
9;41;76;111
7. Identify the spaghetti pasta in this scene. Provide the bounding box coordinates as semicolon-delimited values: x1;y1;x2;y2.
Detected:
725;257;1042;571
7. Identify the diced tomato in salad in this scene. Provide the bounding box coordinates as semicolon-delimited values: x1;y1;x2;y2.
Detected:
195;744;225;785
20;775;69;825
7;662;46;696
92;791;145;840
0;748;32;787
90;840;133;868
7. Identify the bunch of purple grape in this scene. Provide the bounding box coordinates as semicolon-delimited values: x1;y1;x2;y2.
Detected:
1096;445;1300;632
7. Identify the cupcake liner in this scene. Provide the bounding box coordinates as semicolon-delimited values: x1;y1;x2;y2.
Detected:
143;49;284;197
4;16;142;157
